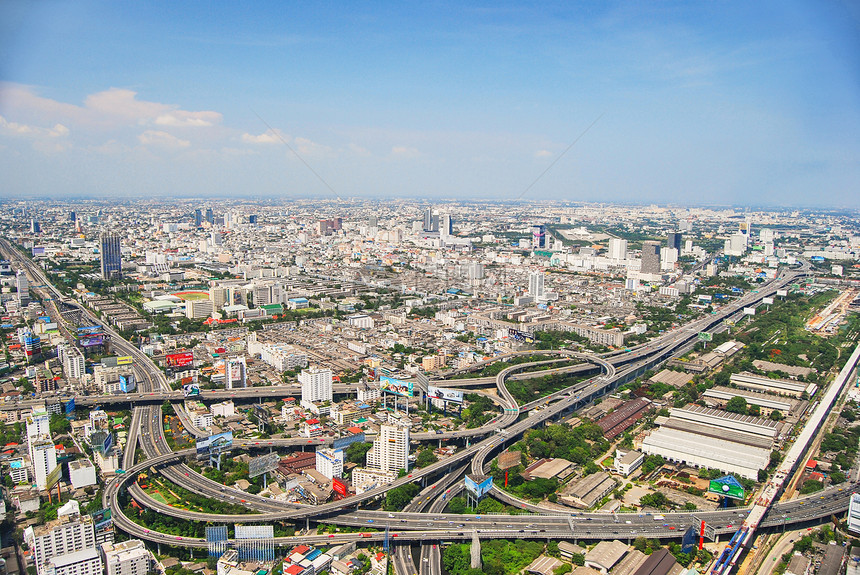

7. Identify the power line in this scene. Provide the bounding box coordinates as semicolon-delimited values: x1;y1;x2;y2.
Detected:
516;113;604;200
251;109;342;201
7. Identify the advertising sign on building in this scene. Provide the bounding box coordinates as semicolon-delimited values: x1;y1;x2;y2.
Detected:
697;332;713;342
80;335;104;347
379;376;413;398
196;432;233;458
182;383;201;397
332;478;348;496
46;464;62;489
464;474;493;499
508;328;535;344
91;509;113;531
427;386;464;404
707;475;745;500
116;356;133;366
119;374;136;393
743;307;756;316
847;493;860;535
166;352;194;368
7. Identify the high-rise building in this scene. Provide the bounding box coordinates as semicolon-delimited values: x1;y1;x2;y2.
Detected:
16;270;30;305
667;232;682;252
26;410;51;442
69;211;77;223
31;219;41;234
194;209;203;227
531;225;546;249
528;271;545;300
205;208;214;225
46;548;102;575
24;513;97;575
365;423;409;475
640;241;662;275
226;357;247;390
186;299;214;319
100;540;154;575
441;215;453;237
30;437;57;490
315;447;345;479
248;214;257;224
300;367;333;403
209;286;229;310
608;238;628;260
99;233;122;280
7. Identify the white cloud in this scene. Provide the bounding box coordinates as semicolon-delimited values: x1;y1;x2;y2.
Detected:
155;111;222;127
241;130;283;144
0;114;69;139
138;130;190;148
534;149;553;158
390;145;420;158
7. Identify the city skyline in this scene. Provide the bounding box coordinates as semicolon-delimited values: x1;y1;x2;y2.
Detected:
1;1;859;207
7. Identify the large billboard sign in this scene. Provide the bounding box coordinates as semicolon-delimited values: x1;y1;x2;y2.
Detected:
119;374;136;393
380;376;413;398
847;493;860;534
80;336;104;347
697;332;713;342
91;508;112;531
182;383;201;397
464;474;493;499
46;464;62;489
117;356;133;366
332;478;348;497
427;386;464;404
166;352;194;368
196;431;233;458
248;453;280;478
708;475;745;500
77;326;102;335
508;328;535;344
102;432;114;454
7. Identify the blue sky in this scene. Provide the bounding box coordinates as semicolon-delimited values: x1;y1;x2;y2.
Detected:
1;1;858;207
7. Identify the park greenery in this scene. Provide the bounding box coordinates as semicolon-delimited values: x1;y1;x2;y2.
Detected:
443;539;546;575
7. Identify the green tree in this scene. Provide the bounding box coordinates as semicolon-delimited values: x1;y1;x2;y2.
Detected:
416;449;438;468
383;483;420;511
799;480;823;494
726;396;748;414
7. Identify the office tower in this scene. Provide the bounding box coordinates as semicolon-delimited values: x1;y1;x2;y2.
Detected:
205;208;214;224
226;357;247;389
16;270;30;305
24;513;97;575
31;219;41;234
441;215;453;237
662;247;679;270
69;211;76;223
26;411;50;442
368;215;378;228
300;367;333;403
209;286;229;310
423;207;433;232
667;232;682;252
194;209;203;227
211;231;223;246
248;214;257;224
101;540;154;575
99;233;122;280
531;225;546;249
30;437;58;490
186;299;214;319
365;423;409;474
528;271;545;300
760;228;774;243
466;262;484;280
316;447;345;479
608;238;628;260
641;241;662;274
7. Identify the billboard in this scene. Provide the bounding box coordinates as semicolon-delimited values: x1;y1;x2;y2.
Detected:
206;525;229;558
379;376;413;398
182;383;200;397
235;525;274;539
708;475;745;500
196;431;233;458
465;474;493;499
762;297;774;305
697;332;713;342
166;352;194;368
847;493;860;535
508;328;532;343
80;336;104;347
102;432;114;454
743;307;756;316
332;433;366;451
248;453;280;478
776;289;788;297
77;326;102;335
332;478;348;497
46;464;62;489
65;398;76;414
119;374;136;393
91;508;112;531
117;356;133;366
427;386;464;404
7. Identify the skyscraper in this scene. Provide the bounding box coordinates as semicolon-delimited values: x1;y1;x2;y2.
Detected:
69;211;77;223
365;423;409;474
608;238;628;260
667;232;682;252
531;225;546;249
99;233;122;279
422;207;438;232
194;209;203;227
299;367;333;404
205;208;214;225
641;241;662;274
30;437;57;490
528;271;545;300
30;219;41;234
441;215;453;237
16;270;30;306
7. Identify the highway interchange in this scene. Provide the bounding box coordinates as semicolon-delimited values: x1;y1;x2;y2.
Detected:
4;239;858;575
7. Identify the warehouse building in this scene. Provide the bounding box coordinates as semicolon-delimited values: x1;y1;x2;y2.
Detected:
729;373;817;398
702;387;802;419
641;405;778;480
